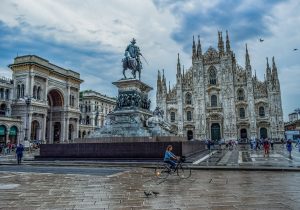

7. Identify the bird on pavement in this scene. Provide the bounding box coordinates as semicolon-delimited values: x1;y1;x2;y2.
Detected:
294;48;298;51
259;38;264;42
151;191;160;197
144;191;152;197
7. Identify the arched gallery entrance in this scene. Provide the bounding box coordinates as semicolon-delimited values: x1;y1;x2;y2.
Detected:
9;126;18;144
211;123;221;141
31;120;40;140
46;89;64;143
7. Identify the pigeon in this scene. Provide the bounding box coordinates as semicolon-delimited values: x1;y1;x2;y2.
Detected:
259;38;264;42
144;191;152;197
294;48;298;51
151;191;160;197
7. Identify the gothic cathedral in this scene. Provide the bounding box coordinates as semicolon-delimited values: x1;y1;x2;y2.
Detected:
156;31;284;141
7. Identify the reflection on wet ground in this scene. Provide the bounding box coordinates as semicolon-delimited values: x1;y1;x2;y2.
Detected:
0;167;300;209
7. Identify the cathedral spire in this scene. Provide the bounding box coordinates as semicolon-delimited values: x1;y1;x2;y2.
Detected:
272;56;278;79
157;70;162;94
226;30;231;53
266;57;271;81
182;65;185;78
197;35;202;57
169;81;171;93
177;53;181;77
245;44;252;77
192;35;196;58
218;31;225;56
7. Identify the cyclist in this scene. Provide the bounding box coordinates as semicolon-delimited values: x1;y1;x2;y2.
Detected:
164;145;179;169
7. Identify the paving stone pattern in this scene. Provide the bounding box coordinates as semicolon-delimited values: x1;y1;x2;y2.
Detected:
1;168;300;209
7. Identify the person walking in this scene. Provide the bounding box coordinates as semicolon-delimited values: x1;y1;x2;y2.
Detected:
263;139;270;157
286;139;293;159
16;144;24;165
270;139;274;150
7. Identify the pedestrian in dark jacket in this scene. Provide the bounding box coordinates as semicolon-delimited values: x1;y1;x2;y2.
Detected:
286;140;293;159
16;144;24;165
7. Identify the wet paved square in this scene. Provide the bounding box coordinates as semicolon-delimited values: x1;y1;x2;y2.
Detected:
1;167;300;209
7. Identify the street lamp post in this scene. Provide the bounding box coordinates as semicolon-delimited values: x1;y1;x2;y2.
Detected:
24;97;31;144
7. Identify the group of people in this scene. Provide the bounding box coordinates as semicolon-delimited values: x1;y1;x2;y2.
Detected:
0;143;25;165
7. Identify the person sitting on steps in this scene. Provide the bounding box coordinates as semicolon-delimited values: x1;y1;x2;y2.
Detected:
164;145;179;170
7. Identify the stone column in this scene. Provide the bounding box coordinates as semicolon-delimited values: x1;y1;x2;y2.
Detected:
75;118;79;139
65;117;69;143
42;114;47;143
27;113;32;141
60;112;66;143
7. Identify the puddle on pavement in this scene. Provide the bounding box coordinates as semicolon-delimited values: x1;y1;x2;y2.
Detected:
0;183;20;189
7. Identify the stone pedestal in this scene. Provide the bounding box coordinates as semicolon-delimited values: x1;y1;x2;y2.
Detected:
89;79;155;137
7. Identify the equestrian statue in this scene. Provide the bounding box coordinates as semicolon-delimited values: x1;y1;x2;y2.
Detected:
122;38;145;80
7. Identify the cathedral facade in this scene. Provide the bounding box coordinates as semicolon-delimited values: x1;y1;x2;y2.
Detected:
156;31;284;141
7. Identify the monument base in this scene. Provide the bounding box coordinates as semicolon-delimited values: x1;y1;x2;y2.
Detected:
36;137;205;160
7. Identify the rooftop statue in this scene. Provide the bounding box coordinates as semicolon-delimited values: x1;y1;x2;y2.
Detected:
122;38;144;80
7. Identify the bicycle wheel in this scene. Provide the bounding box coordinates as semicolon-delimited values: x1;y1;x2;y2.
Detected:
155;163;170;179
177;165;191;179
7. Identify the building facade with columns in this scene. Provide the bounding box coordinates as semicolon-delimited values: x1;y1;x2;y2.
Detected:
157;31;284;141
8;55;83;144
79;90;116;138
0;76;22;144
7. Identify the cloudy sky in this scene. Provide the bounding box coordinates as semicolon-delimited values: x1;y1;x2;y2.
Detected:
0;0;299;120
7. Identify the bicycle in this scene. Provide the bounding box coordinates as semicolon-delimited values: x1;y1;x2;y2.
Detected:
155;156;191;180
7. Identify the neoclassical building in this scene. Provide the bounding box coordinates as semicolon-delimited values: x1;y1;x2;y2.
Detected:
79;90;116;138
157;31;284;141
0;76;22;144
8;55;83;144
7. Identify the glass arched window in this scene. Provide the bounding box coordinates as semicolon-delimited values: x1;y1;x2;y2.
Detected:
186;93;192;105
209;67;217;85
17;85;20;98
5;89;9;100
211;95;217;107
37;87;41;100
237;89;245;101
21;84;25;98
187;111;192;121
33;86;37;99
259;106;265;117
170;112;175;122
239;107;245;119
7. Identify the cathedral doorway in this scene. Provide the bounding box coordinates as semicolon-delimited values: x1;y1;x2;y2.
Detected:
187;130;193;140
260;128;268;139
240;128;247;139
68;124;74;141
211;123;221;141
31;120;40;141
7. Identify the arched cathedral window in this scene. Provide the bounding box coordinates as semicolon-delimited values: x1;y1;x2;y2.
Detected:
209;67;217;85
239;107;245;119
237;89;245;101
185;93;192;105
211;95;217;107
186;111;192;121
170;112;175;122
259;106;265;117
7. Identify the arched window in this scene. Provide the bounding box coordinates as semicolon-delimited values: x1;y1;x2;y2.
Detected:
33;86;37;99
259;106;265;117
5;89;9;100
170;112;175;122
37;87;41;100
211;95;217;107
21;84;25;98
17;85;20;98
0;88;4;99
186;111;192;121
185;93;192;105
237;89;245;101
209;67;217;85
239;107;245;119
86;116;90;125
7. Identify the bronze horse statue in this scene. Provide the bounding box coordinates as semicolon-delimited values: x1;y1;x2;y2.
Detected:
122;57;141;80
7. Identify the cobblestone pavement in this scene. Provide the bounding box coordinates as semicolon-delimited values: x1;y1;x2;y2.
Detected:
194;144;300;168
1;166;300;209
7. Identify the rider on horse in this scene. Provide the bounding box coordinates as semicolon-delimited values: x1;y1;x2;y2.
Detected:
123;38;143;79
